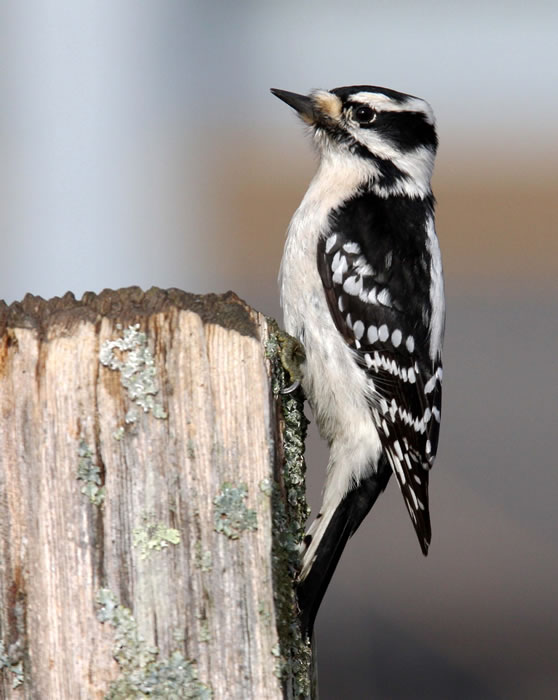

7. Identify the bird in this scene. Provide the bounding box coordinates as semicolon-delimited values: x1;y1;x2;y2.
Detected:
271;85;445;637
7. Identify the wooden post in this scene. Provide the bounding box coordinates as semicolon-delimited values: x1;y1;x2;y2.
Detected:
0;287;314;699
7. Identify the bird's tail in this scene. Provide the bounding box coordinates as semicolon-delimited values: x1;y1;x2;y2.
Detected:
297;458;391;637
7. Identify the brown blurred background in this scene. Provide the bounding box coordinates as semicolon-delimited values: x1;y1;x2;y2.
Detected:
1;2;557;698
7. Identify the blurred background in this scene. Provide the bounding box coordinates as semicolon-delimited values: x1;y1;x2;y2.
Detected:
1;1;557;697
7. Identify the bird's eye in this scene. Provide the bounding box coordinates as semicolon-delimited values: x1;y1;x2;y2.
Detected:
354;105;376;124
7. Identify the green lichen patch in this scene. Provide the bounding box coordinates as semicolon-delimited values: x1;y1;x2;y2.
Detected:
99;323;168;434
77;440;105;506
0;639;24;689
132;515;181;560
96;588;212;699
213;482;258;539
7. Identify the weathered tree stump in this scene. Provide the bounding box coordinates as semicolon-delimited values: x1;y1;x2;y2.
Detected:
0;287;313;699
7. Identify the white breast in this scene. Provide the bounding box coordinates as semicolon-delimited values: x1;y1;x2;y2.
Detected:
279;154;383;506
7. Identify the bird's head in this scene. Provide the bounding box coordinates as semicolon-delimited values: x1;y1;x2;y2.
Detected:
271;85;437;198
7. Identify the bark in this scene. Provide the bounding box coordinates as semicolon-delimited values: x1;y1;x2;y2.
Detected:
0;287;313;699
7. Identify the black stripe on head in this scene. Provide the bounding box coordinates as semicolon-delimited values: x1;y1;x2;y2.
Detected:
330;85;437;153
355;108;438;152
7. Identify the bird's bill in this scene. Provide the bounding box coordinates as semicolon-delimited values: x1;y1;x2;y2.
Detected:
270;88;315;123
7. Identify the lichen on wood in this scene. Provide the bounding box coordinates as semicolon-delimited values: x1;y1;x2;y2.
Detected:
265;320;314;698
0;287;314;698
213;482;258;539
96;589;212;699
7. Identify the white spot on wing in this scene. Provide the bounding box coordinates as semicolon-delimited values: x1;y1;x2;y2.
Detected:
367;325;378;344
354;257;375;276
424;375;436;394
390;453;406;484
353;320;365;340
391;329;402;347
331;253;348;284
343;275;362;296
377;288;391;306
408;488;419;509
343;241;360;254
424;365;443;393
406;335;415;353
325;234;337;253
378;324;389;342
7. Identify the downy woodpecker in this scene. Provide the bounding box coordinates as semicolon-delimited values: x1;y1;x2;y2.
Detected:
271;85;445;636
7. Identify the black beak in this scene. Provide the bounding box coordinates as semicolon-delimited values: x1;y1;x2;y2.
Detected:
270;88;315;122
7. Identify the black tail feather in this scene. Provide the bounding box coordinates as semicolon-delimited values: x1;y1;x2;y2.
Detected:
297;459;392;637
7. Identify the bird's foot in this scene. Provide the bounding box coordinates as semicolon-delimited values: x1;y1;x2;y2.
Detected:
276;330;305;395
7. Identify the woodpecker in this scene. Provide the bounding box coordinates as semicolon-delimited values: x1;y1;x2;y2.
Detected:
271;85;445;636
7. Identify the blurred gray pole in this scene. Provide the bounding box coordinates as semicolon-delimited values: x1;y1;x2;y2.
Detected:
0;2;206;303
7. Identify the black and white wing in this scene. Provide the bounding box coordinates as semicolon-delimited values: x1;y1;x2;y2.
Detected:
317;201;443;553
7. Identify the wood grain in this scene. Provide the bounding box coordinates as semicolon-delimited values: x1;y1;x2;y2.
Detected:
0;288;312;699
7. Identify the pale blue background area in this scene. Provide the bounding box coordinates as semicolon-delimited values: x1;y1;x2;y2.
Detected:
1;1;556;302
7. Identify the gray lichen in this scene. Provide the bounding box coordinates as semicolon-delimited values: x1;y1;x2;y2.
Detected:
132;514;181;561
266;321;314;698
99;323;168;435
213;482;258;539
196;613;211;644
0;639;24;689
186;439;196;459
96;588;212;699
194;542;213;572
77;439;105;506
259;477;273;497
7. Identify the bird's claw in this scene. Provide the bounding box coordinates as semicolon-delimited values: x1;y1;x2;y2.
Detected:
276;330;305;394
